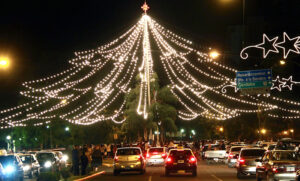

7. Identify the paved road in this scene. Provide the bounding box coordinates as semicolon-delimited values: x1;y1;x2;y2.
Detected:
90;160;257;181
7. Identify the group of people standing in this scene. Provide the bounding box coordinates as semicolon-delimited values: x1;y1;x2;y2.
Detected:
71;144;116;176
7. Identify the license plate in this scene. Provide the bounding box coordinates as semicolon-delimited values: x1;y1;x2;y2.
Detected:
249;167;256;172
178;170;185;174
286;167;295;171
178;160;184;163
214;158;219;161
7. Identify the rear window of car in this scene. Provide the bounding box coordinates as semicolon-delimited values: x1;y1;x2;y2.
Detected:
231;147;243;152
169;150;192;157
149;148;163;153
117;149;140;156
271;151;300;161
241;149;265;157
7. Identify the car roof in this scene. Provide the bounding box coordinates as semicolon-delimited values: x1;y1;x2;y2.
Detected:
169;148;192;152
241;147;265;151
117;147;141;150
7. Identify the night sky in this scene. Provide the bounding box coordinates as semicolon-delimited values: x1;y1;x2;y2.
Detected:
0;0;300;109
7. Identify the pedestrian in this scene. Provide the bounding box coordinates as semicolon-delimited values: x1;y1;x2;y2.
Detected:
72;145;80;176
92;145;102;171
80;151;89;175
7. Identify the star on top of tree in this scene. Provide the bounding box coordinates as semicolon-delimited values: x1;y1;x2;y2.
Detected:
276;32;300;59
257;34;279;58
141;2;150;13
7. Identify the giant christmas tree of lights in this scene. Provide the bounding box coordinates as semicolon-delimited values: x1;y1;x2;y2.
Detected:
1;2;300;129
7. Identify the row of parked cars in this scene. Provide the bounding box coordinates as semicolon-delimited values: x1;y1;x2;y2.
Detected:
113;146;198;177
201;139;300;180
0;149;68;181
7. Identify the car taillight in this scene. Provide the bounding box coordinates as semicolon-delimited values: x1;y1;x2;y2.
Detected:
162;153;166;158
146;153;150;158
239;158;245;165
138;155;142;160
189;156;197;163
166;157;172;164
272;166;284;173
228;153;233;158
114;156;119;162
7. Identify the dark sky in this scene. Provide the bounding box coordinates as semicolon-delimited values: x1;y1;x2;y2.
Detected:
0;0;300;109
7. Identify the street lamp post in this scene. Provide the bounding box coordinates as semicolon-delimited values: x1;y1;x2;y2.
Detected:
180;129;185;141
6;135;11;152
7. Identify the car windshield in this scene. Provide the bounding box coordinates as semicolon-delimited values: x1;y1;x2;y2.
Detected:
36;153;54;161
19;155;31;163
231;147;243;152
271;151;300;161
149;148;163;153
169;150;192;157
117;149;140;155
0;156;16;166
241;149;265;157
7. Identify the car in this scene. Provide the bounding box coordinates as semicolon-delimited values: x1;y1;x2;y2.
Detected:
227;146;245;168
165;148;197;176
0;154;24;181
18;154;40;179
146;147;167;166
259;142;276;150
236;148;265;179
113;147;146;175
201;144;219;160
256;150;300;181
36;151;60;172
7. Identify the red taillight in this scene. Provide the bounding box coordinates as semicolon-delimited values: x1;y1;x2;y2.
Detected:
239;158;245;164
146;153;150;158
138;155;142;160
272;167;278;173
229;153;233;158
166;157;172;163
114;156;119;162
162;153;166;158
189;156;197;163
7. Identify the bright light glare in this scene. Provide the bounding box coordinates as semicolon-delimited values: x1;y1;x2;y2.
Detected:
0;57;9;69
209;51;220;59
62;155;69;162
44;161;52;168
260;129;266;134
4;165;15;174
23;165;31;171
6;135;11;140
219;127;224;132
279;60;286;65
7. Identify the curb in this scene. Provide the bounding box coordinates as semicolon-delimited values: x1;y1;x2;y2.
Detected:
74;171;106;181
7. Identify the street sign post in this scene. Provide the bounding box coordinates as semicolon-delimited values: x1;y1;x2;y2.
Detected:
236;69;272;95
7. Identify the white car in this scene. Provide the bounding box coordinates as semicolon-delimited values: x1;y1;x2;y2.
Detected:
146;147;167;166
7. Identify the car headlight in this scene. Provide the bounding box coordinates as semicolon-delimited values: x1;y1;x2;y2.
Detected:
23;165;31;171
44;161;52;168
62;155;68;162
3;165;15;174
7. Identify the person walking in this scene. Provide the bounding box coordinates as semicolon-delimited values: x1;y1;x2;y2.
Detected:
92;145;102;171
80;151;89;175
72;145;80;176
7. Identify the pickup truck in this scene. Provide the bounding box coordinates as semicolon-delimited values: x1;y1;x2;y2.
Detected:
203;144;226;164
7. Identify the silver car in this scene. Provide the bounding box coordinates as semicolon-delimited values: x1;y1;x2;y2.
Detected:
113;147;146;175
256;150;300;181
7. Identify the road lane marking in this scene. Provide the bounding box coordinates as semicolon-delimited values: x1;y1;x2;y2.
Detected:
74;171;106;181
149;175;152;181
210;174;223;181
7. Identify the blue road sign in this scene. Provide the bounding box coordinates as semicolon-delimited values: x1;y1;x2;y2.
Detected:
236;69;272;89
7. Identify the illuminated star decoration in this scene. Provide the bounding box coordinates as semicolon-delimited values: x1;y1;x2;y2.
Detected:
141;2;150;13
1;3;300;129
281;76;300;91
240;32;300;59
257;34;279;58
276;32;300;59
271;76;285;91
